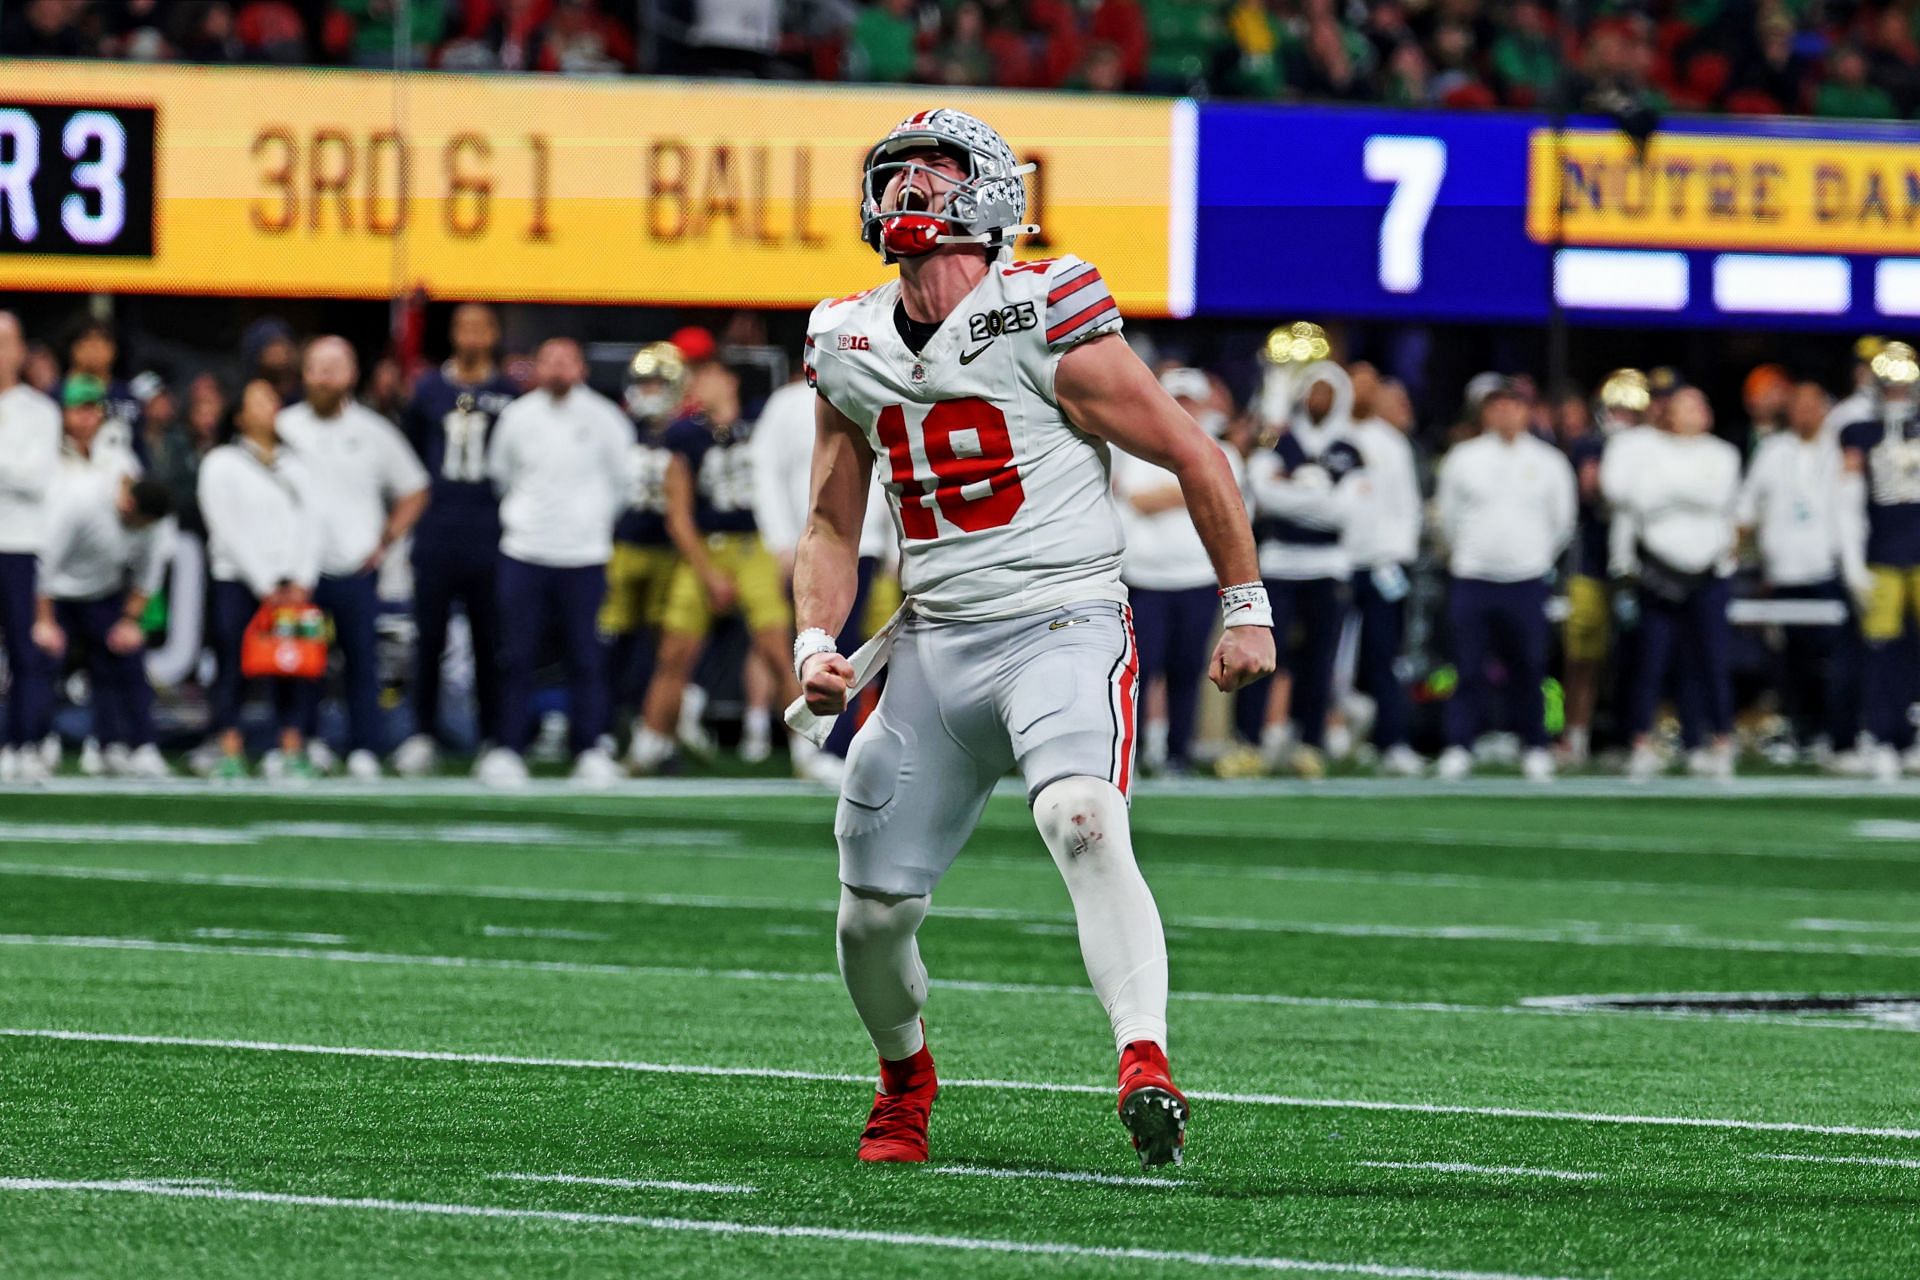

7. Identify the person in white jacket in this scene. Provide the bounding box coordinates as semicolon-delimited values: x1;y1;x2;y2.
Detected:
479;338;636;788
1433;381;1576;783
0;311;62;783
751;371;893;763
1738;381;1852;759
1341;366;1424;775
198;379;324;781
1243;361;1363;776
35;374;178;779
1614;385;1743;780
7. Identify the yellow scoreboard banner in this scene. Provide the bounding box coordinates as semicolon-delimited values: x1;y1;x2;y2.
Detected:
0;62;1178;313
1526;128;1920;256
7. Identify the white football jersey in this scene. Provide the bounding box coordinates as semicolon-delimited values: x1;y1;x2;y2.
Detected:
805;254;1128;622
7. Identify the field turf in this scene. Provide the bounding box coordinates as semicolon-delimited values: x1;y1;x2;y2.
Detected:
2;779;1918;1279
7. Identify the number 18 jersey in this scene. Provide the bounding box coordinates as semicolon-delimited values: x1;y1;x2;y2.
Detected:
805;254;1128;623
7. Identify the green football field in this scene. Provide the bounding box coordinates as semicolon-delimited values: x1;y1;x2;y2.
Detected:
2;778;1918;1279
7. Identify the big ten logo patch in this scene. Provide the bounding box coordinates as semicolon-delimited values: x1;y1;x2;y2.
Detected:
837;334;870;351
968;302;1037;343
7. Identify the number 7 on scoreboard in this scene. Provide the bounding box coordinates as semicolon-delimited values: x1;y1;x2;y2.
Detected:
1363;135;1447;295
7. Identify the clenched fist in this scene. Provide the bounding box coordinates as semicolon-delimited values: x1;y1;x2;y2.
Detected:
800;652;857;716
1208;625;1276;693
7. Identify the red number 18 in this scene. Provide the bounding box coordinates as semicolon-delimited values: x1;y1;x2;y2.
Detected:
874;398;1026;540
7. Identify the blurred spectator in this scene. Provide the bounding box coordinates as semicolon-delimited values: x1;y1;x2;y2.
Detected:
1728;13;1806;112
1615;385;1741;780
151;373;226;536
1074;38;1129;91
1225;0;1282;96
198;378;321;781
335;0;446;66
1146;0;1226;93
134;374;177;463
1815;43;1897;118
242;317;302;403
65;321;147;465
276;336;430;779
236;0;311;61
24;342;61;397
536;0;633;72
1742;363;1791;443
933;0;994;85
0;313;62;784
169;1;240;60
1343;363;1423;775
1558;379;1610;765
2;0;96;56
1115;368;1243;776
1739;380;1850;756
36;375;176;779
679;0;780;77
1433;381;1575;783
1089;0;1148;87
1490;0;1559;105
479;337;632;787
848;0;922;81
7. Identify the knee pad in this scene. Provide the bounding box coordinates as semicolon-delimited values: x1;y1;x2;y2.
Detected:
1032;775;1128;864
835;886;927;950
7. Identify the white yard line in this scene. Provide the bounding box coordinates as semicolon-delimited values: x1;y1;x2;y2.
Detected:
481;926;613;942
1791;918;1920;935
0;1176;1579;1279
1358;1162;1601;1182
7;1028;1920;1141
1;933;1913;1037
5;863;1917;959
189;928;350;945
1854;820;1920;840
933;1165;1186;1188
0;822;729;849
489;1172;756;1194
1750;1153;1920;1170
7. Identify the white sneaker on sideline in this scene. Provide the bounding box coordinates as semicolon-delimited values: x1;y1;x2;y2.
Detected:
1258;723;1295;770
1324;721;1355;762
0;747;15;783
1380;745;1425;777
12;748;51;784
261;749;288;782
79;738;106;777
125;744;172;779
1521;748;1555;784
392;733;438;778
1435;746;1473;781
39;733;60;771
1903;744;1920;776
1688;745;1734;782
1873;745;1902;785
626;723;675;774
676;684;715;758
739;714;773;764
104;742;132;776
306;740;337;775
790;733;844;789
345;749;382;781
570;747;622;788
476;747;529;788
1626;745;1666;782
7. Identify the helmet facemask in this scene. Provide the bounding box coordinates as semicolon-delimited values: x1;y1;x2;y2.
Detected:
860;110;1039;264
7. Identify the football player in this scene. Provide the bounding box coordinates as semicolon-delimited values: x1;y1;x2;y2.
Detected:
791;109;1274;1169
395;304;521;776
1838;341;1920;781
65;321;148;467
632;348;836;783
605;342;687;765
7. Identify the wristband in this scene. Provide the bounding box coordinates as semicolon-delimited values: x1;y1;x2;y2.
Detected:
792;627;839;681
1219;582;1274;629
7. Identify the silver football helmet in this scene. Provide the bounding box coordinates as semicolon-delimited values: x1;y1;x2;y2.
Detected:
624;341;688;422
860;109;1039;263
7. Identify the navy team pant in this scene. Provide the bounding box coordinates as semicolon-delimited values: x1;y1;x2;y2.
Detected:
1130;583;1217;770
413;536;502;746
53;592;155;747
1629;577;1733;741
208;579;310;737
1770;579;1852;747
0;552;50;747
310;570;384;755
1233;576;1345;750
1447;576;1550;750
498;555;609;756
1351;566;1411;750
822;555;879;759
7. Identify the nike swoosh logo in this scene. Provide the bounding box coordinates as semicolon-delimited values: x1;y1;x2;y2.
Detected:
1049;617;1091;631
959;342;994;365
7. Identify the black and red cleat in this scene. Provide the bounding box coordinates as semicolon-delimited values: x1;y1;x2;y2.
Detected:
857;1040;939;1163
1117;1040;1189;1169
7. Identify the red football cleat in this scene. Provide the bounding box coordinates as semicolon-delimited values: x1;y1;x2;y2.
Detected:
857;1039;938;1163
1117;1040;1189;1169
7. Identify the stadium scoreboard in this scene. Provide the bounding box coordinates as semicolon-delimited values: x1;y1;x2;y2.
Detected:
2;61;1916;330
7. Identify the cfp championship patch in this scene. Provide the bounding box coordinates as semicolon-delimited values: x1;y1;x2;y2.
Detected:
968;301;1038;344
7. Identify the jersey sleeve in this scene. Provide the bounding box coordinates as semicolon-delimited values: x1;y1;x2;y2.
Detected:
1042;255;1122;353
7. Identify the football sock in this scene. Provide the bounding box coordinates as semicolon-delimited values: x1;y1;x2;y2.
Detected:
836;884;930;1068
1032;775;1169;1054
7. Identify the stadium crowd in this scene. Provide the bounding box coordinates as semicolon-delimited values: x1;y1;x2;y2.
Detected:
6;0;1920;118
0;304;1915;787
